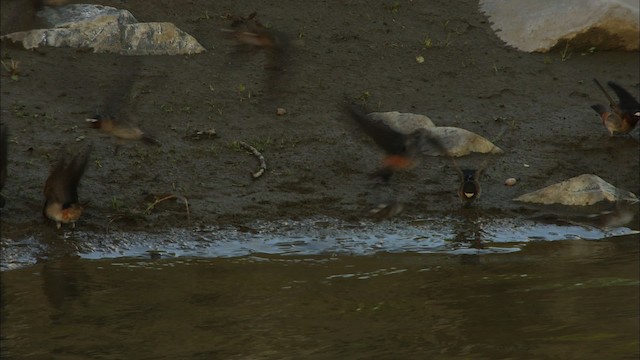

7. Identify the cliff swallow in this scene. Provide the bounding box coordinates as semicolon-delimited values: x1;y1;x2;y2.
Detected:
449;157;491;207
221;12;290;71
87;115;160;148
591;79;640;136
0;125;7;207
345;103;446;182
43;145;92;228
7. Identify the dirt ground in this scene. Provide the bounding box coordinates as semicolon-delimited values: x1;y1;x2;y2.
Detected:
1;0;639;236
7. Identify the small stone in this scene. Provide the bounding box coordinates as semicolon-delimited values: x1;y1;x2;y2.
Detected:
416;55;425;63
276;108;287;116
504;177;517;186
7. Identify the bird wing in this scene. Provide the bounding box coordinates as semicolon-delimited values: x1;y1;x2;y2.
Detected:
345;103;408;155
593;78;616;109
607;81;640;113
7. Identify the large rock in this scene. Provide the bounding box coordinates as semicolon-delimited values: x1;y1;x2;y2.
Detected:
368;111;436;133
369;111;503;157
514;174;638;206
0;4;205;55
480;0;639;52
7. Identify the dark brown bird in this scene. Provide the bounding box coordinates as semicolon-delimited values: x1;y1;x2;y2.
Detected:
345;103;444;183
43;145;92;228
591;79;640;136
87;115;160;146
87;57;160;151
449;157;492;207
221;12;290;71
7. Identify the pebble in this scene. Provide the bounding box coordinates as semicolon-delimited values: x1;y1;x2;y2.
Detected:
505;177;517;186
276;108;287;116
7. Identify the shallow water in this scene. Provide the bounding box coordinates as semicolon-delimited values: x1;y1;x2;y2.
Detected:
1;217;639;359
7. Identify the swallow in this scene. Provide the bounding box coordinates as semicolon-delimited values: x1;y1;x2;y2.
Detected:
221;12;290;71
345;103;450;181
0;125;7;207
43;145;92;228
591;79;640;136
449;157;491;207
87;115;160;147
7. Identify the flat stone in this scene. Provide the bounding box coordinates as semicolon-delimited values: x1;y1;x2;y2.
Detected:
368;111;436;133
0;4;205;55
480;0;639;52
514;174;638;206
368;111;503;157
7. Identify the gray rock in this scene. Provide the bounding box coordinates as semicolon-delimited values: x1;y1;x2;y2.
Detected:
480;0;639;52
369;111;503;157
0;4;205;55
421;126;503;157
514;174;638;206
368;111;436;133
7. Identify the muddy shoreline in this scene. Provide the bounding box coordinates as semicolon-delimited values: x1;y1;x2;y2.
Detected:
1;0;639;236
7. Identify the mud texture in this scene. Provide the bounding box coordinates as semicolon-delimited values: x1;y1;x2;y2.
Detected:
1;0;639;236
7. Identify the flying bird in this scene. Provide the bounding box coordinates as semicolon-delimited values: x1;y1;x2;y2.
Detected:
43;145;92;228
87;58;160;152
591;79;640;136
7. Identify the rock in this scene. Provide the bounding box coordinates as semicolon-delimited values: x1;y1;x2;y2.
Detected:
367;111;502;156
368;111;436;133
505;177;517;186
480;0;639;52
514;174;638;206
0;4;205;55
422;127;504;157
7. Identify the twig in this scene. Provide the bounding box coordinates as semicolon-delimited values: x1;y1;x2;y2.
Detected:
238;141;267;179
145;194;191;225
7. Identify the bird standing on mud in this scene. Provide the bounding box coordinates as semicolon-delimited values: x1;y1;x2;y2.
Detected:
43;145;92;228
590;79;640;136
457;169;481;206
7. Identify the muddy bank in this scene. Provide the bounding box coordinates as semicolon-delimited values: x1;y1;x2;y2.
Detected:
1;0;638;235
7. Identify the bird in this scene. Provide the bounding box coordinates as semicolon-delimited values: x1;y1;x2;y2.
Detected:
447;153;495;207
87;115;160;147
345;102;445;183
591;79;640;136
87;57;160;152
220;12;290;71
43;145;92;229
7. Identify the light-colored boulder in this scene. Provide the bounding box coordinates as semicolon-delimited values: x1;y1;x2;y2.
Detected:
368;111;503;157
368;111;436;133
480;0;639;52
0;4;205;55
514;174;638;206
421;126;503;157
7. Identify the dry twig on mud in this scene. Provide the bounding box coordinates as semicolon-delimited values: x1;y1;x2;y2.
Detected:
238;141;267;179
145;194;191;224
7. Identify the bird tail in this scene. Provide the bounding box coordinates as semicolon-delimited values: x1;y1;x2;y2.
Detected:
142;134;161;146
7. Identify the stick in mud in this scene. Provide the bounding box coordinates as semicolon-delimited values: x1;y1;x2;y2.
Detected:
238;141;267;179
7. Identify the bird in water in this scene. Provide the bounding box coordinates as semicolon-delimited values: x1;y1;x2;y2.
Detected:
591;79;640;136
43;145;92;228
